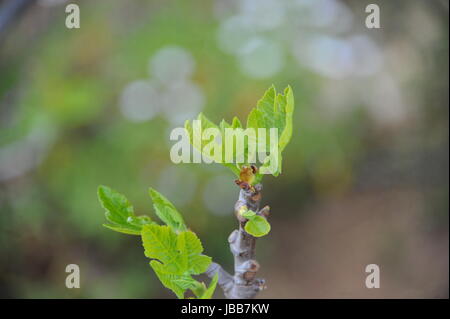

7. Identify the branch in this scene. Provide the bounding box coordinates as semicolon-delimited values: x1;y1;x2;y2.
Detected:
206;184;268;299
204;262;234;295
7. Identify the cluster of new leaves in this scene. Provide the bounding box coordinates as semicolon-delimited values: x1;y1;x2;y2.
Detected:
184;85;294;184
98;185;218;299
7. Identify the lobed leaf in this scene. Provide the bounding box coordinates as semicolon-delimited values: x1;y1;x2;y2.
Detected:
248;86;294;180
98;185;153;235
150;260;195;299
142;224;184;274
149;188;187;233
98;186;214;299
142;224;212;298
177;230;212;275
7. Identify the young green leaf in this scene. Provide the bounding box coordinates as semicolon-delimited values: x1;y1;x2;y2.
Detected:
149;260;195;299
277;86;295;152
244;215;271;237
231;116;242;129
185;113;241;177
240;207;271;237
241;209;256;219
248;85;294;181
142;224;212;274
142;224;213;297
149;188;187;233
98;185;152;235
177;230;212;275
199;273;218;299
142;224;185;274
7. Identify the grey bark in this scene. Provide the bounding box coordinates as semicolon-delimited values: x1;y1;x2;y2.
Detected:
205;184;269;299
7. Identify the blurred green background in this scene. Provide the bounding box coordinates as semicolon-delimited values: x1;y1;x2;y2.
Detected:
0;0;448;298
